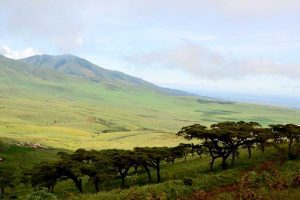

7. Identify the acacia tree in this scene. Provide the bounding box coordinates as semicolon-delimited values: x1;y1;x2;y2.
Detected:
171;144;190;163
134;147;170;183
56;160;84;193
27;162;60;192
234;121;261;159
253;127;273;154
69;149;115;192
28;158;84;193
270;124;300;152
178;121;259;170
101;149;137;188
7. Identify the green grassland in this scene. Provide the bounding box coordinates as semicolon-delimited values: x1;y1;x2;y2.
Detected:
1;72;300;150
1;54;300;150
1;77;300;150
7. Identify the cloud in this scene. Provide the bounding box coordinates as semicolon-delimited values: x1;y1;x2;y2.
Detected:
0;45;40;59
126;42;300;80
1;0;299;54
210;0;300;17
54;35;84;52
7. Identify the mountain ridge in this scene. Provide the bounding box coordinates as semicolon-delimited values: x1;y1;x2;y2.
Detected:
18;54;193;96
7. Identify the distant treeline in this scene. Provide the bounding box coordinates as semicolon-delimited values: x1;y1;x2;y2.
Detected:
0;121;299;197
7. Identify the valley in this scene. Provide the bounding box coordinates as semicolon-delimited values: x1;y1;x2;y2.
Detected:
0;55;299;150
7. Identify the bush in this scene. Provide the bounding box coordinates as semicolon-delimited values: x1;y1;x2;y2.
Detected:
26;188;57;200
289;143;300;160
292;171;300;187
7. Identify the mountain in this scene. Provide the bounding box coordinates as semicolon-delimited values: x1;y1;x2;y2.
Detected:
19;54;190;96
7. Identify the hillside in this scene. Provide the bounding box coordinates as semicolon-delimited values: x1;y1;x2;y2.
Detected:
19;54;189;96
0;54;300;149
1;141;299;200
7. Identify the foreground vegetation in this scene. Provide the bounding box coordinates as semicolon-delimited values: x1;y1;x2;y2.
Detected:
0;121;299;199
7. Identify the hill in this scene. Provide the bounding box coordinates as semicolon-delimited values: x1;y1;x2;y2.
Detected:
0;54;300;149
19;54;190;96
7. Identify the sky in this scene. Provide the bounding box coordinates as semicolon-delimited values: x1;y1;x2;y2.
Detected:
0;0;300;107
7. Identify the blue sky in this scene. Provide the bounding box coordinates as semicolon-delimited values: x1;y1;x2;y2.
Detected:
0;0;300;105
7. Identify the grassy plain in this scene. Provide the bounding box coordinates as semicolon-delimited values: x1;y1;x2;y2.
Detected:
1;76;300;150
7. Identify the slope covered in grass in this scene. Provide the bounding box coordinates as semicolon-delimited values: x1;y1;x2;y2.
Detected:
53;148;300;200
1;55;300;149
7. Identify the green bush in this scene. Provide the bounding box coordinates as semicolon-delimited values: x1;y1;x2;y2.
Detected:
26;188;57;200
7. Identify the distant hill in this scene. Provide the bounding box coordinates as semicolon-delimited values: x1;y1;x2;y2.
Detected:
19;54;191;96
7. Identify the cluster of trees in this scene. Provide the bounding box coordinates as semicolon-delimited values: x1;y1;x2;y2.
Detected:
178;121;300;170
22;145;190;193
0;121;299;197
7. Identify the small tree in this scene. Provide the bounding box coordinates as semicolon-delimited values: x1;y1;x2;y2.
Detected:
253;127;273;154
134;147;170;183
72;149;115;192
28;162;59;192
270;124;300;152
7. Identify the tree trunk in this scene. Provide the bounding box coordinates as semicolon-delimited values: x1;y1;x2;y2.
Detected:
49;185;55;193
191;144;195;157
121;176;126;188
210;157;216;171
231;151;236;166
247;146;252;158
221;156;229;170
120;168;129;188
0;186;4;197
93;177;100;192
288;138;294;152
144;165;152;183
261;144;265;153
75;178;83;193
156;159;161;183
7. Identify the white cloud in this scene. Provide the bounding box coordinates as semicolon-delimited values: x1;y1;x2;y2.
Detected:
210;0;300;17
126;42;300;80
0;45;40;59
54;35;84;52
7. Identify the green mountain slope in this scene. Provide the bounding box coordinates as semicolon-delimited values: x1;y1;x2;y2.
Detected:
1;55;300;150
19;54;189;96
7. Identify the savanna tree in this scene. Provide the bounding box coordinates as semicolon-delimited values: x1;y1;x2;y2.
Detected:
178;121;260;170
253;127;273;154
270;124;300;152
28;158;84;193
134;147;171;183
102;149;137;187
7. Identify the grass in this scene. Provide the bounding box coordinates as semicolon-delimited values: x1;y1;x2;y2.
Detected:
64;148;300;200
1;74;300;150
1;140;299;200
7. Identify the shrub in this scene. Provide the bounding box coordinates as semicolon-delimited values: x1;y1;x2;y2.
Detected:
292;171;300;187
26;188;57;200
